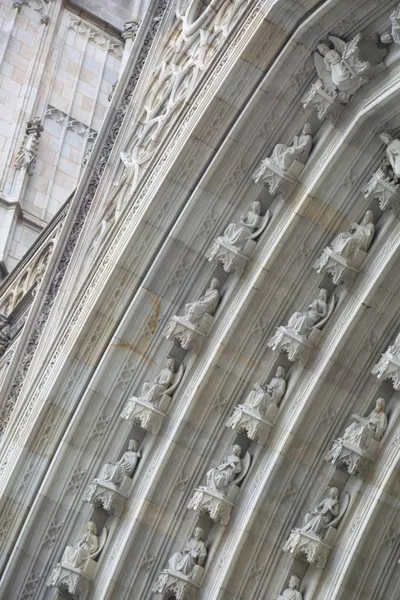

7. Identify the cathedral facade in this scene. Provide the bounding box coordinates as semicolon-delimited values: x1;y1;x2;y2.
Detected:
1;1;400;599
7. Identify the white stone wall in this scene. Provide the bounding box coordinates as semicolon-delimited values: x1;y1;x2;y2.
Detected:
0;1;122;272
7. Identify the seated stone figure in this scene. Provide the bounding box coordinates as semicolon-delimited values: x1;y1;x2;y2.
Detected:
330;210;375;262
98;439;141;486
244;366;287;414
387;332;400;358
286;288;328;338
182;278;220;326
341;398;387;449
217;201;261;250
140;358;176;405
268;123;313;171
61;522;99;570
206;445;242;494
168;527;207;578
278;575;303;600
300;487;340;539
380;133;400;181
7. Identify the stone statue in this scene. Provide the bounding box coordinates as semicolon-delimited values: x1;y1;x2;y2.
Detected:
387;332;400;358
98;439;141;486
314;38;369;103
182;278;220;326
329;210;375;261
267;123;313;172
380;133;400;181
286;288;329;338
61;522;100;569
14;117;43;173
217;201;261;250
168;527;207;578
206;445;242;494
244;366;287;414
300;487;340;538
341;398;387;448
278;575;303;600
140;358;177;405
381;5;400;45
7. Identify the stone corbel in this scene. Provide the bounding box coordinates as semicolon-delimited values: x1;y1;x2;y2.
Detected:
252;159;304;199
372;351;400;389
82;475;131;516
226;403;278;445
302;79;343;122
187;485;239;525
313;247;367;286
163;314;214;353
283;528;336;569
120;394;170;434
325;437;380;476
47;559;97;600
363;167;400;212
206;238;256;276
267;327;321;364
153;566;204;600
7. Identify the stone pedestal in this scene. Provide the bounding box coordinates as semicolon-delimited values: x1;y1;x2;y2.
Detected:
47;559;97;600
153;566;204;600
226;403;278;445
163;314;214;353
302;79;343;121
252;159;304;198
187;485;239;525
283;528;336;569
314;247;366;286
206;238;256;276
120;394;170;434
325;438;379;477
267;327;321;364
372;350;400;389
364;168;400;211
82;475;131;516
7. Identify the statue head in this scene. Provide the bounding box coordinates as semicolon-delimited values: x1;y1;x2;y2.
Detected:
289;575;301;590
232;444;242;457
128;439;140;451
376;397;385;412
87;521;97;535
302;122;312;136
380;132;393;146
166;357;175;371
193;527;204;540
251;200;261;214
210;278;219;290
329;487;339;500
317;43;330;56
364;210;373;224
319;288;328;302
276;366;286;378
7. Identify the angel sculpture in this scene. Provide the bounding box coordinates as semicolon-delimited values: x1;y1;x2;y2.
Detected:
268;123;313;172
380;133;400;181
285;288;334;340
313;37;370;103
139;358;184;406
61;522;107;570
300;487;341;539
206;445;251;495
